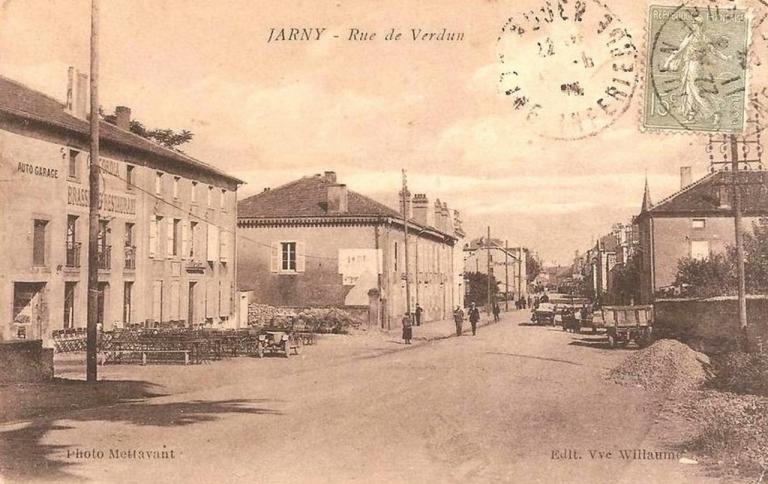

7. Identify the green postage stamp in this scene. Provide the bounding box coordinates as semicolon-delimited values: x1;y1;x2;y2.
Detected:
644;5;750;134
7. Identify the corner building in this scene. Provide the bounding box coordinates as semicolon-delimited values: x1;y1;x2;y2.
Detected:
0;76;242;346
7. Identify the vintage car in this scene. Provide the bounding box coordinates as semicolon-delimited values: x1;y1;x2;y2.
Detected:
531;302;556;325
256;331;299;358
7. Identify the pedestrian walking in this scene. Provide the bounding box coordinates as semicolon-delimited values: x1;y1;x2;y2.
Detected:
402;312;413;344
414;304;423;326
469;302;480;336
492;302;500;322
453;306;464;336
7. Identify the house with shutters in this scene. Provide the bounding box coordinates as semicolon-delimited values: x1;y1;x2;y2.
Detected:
236;171;464;328
0;74;242;346
635;169;768;303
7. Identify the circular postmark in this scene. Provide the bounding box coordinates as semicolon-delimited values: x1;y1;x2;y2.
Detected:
645;3;752;134
497;0;639;140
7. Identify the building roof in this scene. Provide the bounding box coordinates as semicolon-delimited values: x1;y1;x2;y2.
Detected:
0;75;243;184
639;170;768;217
463;237;507;251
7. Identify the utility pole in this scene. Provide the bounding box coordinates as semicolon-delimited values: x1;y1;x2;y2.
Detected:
486;226;492;316
518;246;523;302
505;239;509;311
731;134;749;351
86;0;100;383
402;169;411;319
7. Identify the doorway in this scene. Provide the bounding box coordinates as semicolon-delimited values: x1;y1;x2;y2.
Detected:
12;282;47;339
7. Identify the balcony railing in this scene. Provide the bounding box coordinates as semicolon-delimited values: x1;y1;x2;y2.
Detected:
97;245;111;270
124;245;136;270
65;241;81;268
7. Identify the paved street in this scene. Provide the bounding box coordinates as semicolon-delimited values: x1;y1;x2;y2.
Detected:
1;311;713;484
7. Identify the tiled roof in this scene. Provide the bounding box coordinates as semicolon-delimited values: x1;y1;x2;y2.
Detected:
0;75;242;184
238;175;403;219
644;170;768;216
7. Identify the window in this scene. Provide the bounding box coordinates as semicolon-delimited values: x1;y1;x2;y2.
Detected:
207;186;213;207
691;240;710;260
173;176;180;199
189;221;198;259
692;219;706;229
65;215;79;267
97;220;110;270
123;282;133;324
220;189;226;209
32;219;47;266
125;223;135;269
171;218;181;257
155;172;163;196
394;242;398;272
64;282;76;329
191;181;198;203
68;149;79;179
270;241;305;273
126;165;134;190
149;215;163;258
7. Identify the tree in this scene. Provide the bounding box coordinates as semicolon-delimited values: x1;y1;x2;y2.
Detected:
525;249;542;284
609;257;641;304
102;113;194;150
464;271;499;306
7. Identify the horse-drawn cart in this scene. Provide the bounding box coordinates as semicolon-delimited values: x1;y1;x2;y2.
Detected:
599;305;654;349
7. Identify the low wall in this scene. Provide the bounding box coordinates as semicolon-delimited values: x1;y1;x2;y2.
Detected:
0;340;54;383
654;297;768;354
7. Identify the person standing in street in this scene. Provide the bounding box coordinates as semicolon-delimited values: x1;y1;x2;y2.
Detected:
414;303;423;326
453;306;464;336
402;312;413;344
492;302;500;322
469;302;480;336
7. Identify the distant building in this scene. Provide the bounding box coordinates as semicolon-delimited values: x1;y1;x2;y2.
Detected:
635;170;768;303
236;172;463;327
0;75;242;346
462;238;527;300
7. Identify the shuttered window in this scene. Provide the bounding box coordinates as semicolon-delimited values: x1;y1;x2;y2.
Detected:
32;220;48;266
206;224;219;261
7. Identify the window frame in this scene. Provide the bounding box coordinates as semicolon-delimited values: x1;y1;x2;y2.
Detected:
281;241;297;272
126;164;135;191
32;219;48;267
155;172;164;196
691;218;706;230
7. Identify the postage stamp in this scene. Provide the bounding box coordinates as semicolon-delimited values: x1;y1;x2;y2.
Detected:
497;0;639;141
644;4;751;134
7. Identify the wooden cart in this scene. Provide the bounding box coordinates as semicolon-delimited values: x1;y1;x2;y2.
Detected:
600;305;654;349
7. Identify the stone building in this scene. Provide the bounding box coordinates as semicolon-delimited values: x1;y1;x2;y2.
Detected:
0;75;242;346
236;171;462;328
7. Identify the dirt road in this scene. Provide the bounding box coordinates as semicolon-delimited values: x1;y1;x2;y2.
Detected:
0;312;715;483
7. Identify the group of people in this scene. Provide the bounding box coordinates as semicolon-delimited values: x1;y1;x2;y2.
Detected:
515;296;532;310
451;302;483;337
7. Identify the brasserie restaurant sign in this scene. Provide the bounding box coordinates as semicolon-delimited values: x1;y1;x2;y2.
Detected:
67;184;136;215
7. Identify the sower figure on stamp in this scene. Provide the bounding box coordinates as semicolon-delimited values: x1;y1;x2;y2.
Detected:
401;312;413;345
453;306;464;336
468;302;480;336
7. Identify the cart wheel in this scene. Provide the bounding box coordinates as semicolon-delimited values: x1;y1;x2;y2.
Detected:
607;334;616;349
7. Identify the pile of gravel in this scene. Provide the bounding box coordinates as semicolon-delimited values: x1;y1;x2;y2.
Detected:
609;339;710;393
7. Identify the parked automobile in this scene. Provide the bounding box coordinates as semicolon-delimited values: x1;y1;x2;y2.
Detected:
531;302;556;325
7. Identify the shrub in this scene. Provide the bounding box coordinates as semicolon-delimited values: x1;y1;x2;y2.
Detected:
710;352;768;396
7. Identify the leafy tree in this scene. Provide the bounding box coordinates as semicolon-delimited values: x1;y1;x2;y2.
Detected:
102;112;194;150
464;271;499;306
608;257;641;304
525;249;542;284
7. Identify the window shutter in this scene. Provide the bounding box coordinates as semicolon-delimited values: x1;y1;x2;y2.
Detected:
206;224;217;262
166;219;174;259
270;243;279;272
220;230;229;263
296;241;306;273
149;219;157;258
181;221;189;260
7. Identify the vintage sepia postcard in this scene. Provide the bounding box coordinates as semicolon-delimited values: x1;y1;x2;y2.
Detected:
2;0;768;482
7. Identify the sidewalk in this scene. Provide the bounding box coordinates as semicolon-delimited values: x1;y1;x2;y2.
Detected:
385;309;523;343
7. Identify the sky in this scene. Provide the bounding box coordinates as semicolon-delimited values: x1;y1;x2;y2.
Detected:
2;0;767;264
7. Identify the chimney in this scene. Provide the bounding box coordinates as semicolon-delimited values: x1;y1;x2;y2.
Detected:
680;166;692;189
399;189;411;218
66;67;74;112
115;106;131;130
442;202;450;234
324;171;337;184
453;209;463;235
434;199;443;232
74;71;88;119
326;184;348;214
412;194;429;226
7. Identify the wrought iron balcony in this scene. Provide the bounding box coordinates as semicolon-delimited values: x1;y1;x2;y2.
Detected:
124;245;136;270
65;241;81;268
97;245;111;270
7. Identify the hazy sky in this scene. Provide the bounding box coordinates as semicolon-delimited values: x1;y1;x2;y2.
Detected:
2;0;766;264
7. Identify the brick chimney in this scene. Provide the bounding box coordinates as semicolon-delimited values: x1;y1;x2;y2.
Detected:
326;183;348;214
74;71;88;120
412;194;429;226
115;106;131;130
324;171;337;184
680;166;692;189
442;202;451;234
434;199;444;232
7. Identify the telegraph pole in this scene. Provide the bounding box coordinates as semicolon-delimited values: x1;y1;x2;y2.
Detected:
402;170;411;318
730;134;748;351
486;226;492;316
86;0;100;382
504;240;509;311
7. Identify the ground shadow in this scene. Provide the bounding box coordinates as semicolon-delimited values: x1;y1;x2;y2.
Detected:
485;352;583;366
0;378;281;482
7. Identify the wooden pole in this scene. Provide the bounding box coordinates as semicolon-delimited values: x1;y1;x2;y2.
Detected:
505;240;509;311
402;170;411;319
486;226;492;315
730;134;749;351
86;0;100;382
